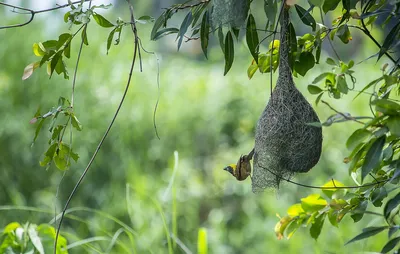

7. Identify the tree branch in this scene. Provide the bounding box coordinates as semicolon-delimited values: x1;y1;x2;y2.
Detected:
0;0;90;29
53;1;141;252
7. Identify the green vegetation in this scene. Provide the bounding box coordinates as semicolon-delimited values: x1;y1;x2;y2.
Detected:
1;0;400;253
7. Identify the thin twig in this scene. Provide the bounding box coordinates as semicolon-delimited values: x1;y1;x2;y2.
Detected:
257;163;388;190
321;100;366;125
53;1;140;252
0;0;90;29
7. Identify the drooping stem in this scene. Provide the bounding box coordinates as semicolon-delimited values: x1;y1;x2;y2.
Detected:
278;5;291;79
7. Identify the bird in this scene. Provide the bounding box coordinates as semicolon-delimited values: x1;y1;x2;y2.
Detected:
223;148;254;181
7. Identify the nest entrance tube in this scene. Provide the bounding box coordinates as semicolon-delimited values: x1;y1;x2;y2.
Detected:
252;5;323;193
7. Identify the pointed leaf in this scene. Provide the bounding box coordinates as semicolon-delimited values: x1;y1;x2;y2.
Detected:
295;4;316;31
153;28;179;41
381;236;400;253
22;62;40;80
246;14;259;64
384;191;400;219
223;31;234;76
346;129;371;150
378;22;400;62
200;11;210;59
177;12;193;51
345;226;387;245
361;136;386;182
93;13;114;27
310;214;325;240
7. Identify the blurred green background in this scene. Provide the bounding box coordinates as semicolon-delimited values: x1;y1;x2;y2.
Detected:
0;0;393;253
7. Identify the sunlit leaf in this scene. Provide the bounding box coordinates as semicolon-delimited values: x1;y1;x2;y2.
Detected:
197;227;208;254
287;203;305;217
93;13;114;27
301;194;328;212
321;180;345;198
274;216;293;240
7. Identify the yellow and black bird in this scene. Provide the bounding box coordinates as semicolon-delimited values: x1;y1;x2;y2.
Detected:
223;148;254;181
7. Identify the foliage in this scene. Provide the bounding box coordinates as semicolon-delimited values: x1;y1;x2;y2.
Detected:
2;0;400;253
149;0;400;251
0;222;67;254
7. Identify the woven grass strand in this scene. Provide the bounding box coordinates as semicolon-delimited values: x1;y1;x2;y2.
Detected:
252;5;323;192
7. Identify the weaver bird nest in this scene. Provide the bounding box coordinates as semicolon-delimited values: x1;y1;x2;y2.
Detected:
251;5;323;192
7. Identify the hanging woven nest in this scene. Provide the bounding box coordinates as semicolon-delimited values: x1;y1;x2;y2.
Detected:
252;4;323;192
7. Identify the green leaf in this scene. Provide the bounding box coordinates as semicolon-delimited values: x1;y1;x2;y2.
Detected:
345;226;387;245
310;214;325;240
346;129;371;150
28;225;44;254
71;114;83;131
33;43;46;56
50;51;63;77
93;13;114;27
361;136;385;182
223;31;234;76
151;12;166;40
378;22;400;62
218;27;224;54
288;22;297;54
326;57;337;66
371;187;387;207
312;72;329;84
246;14;259;64
295;4;316;31
152;27;179;41
322;0;341;13
381;236;400;253
351;200;367;222
191;2;209;27
387;116;400;137
384;191;400;219
136;15;155;24
308;85;323;94
107;27;117;54
247;61;258;79
337;75;348;94
301;194;328;212
177;12;193;51
315;92;323;105
373;99;400;115
336;24;352;44
200;11;210;59
81;25;88;45
308;0;323;7
264;0;277;30
321;180;345;198
294;52;315;76
197;227;208;254
353;76;383;100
